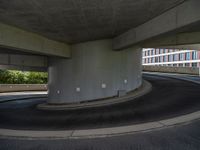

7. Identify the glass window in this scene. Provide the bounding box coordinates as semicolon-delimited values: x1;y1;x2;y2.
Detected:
185;63;190;67
186;52;190;60
169;55;173;62
159;49;163;54
192;63;197;67
192;51;198;60
152;57;155;63
156;49;159;55
151;50;154;55
180;53;184;61
163;56;166;62
155;57;158;63
179;64;183;67
159;56;162;62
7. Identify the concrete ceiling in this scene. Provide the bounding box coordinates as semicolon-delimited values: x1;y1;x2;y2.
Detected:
0;0;185;44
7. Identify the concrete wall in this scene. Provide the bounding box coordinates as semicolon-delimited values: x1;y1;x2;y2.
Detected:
114;0;200;50
143;65;199;75
0;23;71;58
0;84;47;93
0;53;47;72
48;39;142;104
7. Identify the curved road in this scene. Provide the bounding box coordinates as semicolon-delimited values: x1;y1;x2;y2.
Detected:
0;73;200;130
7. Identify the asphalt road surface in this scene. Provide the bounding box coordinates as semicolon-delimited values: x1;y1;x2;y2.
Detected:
0;73;200;150
1;119;200;150
0;74;200;130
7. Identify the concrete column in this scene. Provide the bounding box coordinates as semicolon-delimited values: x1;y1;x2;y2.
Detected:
48;39;142;104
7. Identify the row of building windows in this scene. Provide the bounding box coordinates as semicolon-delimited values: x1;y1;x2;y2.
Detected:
143;52;198;63
143;48;200;68
143;49;179;56
153;63;198;67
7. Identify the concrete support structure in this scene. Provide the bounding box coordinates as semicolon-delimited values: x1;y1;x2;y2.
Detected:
0;0;199;104
48;40;142;103
142;32;200;49
0;53;47;72
114;0;200;50
0;23;71;58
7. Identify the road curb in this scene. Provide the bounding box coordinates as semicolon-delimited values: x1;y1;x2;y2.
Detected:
0;110;199;140
37;80;152;110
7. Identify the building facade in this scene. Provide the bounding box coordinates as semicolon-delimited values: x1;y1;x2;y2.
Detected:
143;48;200;67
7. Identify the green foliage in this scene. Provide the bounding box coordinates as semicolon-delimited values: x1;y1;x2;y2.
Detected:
0;70;47;84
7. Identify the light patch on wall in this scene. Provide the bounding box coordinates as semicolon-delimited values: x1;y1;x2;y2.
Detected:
76;87;81;92
101;83;106;89
124;79;128;84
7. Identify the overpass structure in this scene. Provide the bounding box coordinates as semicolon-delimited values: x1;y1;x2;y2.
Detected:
0;0;199;104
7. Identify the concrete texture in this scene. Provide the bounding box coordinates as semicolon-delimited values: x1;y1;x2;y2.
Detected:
143;65;200;75
38;80;151;110
142;32;200;48
0;84;47;93
48;39;142;103
114;0;200;50
0;23;70;57
0;53;47;71
0;0;184;44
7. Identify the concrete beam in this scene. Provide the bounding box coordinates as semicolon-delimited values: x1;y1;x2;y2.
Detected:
113;0;200;50
0;23;71;58
142;32;200;48
145;44;200;51
0;54;47;72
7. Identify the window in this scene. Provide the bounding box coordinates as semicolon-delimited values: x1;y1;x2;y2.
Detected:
163;56;167;62
186;52;190;60
192;63;197;67
151;50;154;55
179;53;184;61
192;51;198;60
185;63;190;67
179;64;183;67
159;49;163;54
155;57;158;63
156;49;159;55
159;56;163;62
174;54;178;61
152;57;155;63
169;55;173;62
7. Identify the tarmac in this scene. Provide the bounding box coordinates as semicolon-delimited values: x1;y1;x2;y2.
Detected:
0;73;200;149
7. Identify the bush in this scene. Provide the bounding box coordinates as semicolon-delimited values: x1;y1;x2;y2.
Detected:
0;70;48;84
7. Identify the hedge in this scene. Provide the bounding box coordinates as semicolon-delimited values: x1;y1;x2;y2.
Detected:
0;70;48;84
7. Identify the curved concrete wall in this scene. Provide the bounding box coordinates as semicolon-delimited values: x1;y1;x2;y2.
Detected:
48;39;142;104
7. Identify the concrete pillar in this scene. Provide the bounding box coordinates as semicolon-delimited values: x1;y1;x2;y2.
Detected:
48;39;142;104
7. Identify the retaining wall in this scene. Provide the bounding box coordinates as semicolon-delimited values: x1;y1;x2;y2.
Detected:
0;84;47;92
143;65;199;75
